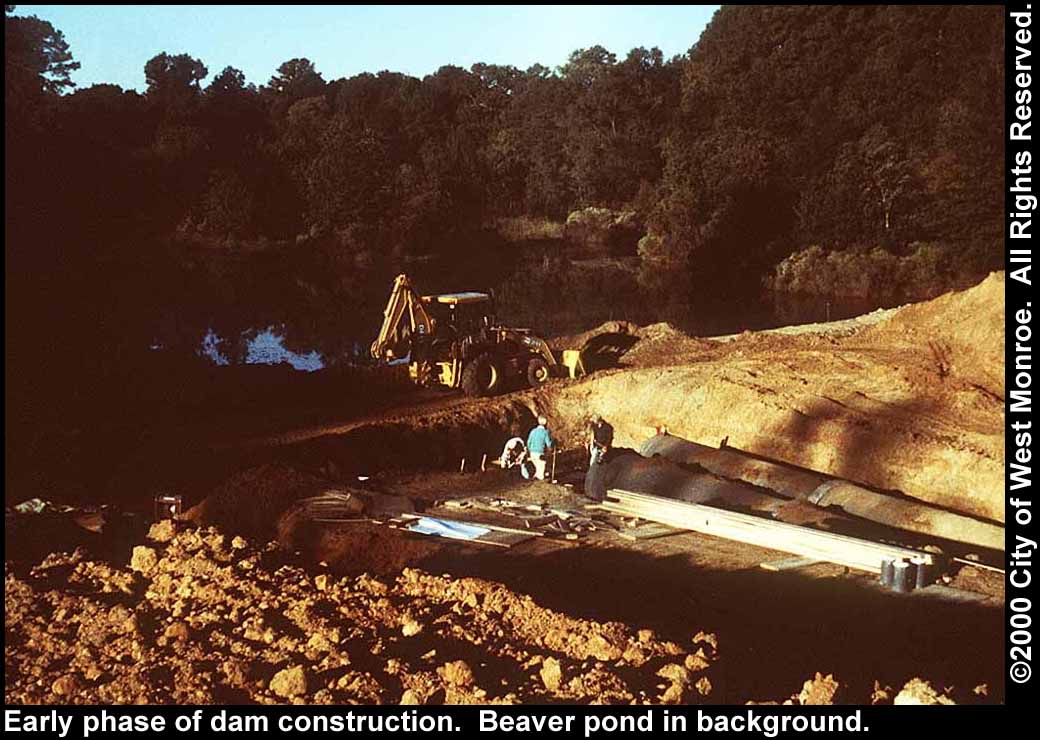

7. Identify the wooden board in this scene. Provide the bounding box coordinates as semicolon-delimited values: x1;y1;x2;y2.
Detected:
603;489;933;574
759;557;823;572
616;523;685;541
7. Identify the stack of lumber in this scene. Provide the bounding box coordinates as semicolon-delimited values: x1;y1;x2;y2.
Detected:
602;489;934;574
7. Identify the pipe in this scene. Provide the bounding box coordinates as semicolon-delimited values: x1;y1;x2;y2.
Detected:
639;434;1004;552
585;449;776;510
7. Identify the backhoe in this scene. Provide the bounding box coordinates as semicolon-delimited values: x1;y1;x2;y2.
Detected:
370;274;584;396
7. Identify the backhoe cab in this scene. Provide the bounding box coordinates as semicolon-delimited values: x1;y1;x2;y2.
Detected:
371;274;584;396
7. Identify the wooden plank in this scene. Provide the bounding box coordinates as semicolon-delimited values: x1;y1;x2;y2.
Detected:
617;523;685;541
952;557;1005;574
603;489;932;574
759;557;823;572
476;530;537;547
604;491;927;572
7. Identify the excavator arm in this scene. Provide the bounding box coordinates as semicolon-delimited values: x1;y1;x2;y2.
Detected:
370;274;435;361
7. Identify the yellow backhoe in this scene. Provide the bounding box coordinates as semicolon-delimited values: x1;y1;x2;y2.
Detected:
370;274;584;396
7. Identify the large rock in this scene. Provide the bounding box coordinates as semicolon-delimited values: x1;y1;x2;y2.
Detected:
269;665;309;699
798;673;841;705
438;660;474;688
130;546;158;575
147;520;177;543
893;678;955;705
539;657;563;692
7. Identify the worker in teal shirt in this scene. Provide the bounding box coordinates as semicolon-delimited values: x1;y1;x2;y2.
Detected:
526;415;554;481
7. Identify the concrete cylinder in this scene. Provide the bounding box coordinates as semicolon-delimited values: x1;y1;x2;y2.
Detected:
880;557;895;588
891;559;913;593
913;555;935;589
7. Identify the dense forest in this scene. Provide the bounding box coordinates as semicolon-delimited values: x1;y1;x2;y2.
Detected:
6;5;1002;400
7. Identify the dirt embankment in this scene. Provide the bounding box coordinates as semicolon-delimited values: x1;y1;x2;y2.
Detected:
542;273;1005;522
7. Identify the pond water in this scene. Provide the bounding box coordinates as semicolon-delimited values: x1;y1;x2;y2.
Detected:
197;328;327;371
161;291;885;372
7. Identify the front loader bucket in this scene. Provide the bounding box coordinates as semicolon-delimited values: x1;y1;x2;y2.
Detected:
560;349;587;379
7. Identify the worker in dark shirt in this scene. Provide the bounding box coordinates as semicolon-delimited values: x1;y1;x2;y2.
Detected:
587;414;614;467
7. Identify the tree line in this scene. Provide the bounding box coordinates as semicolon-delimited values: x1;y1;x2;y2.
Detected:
5;5;1003;390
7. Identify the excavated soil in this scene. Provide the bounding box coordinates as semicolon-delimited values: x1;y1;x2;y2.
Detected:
548;273;1005;522
5;273;1006;705
5;525;721;705
5;524;980;706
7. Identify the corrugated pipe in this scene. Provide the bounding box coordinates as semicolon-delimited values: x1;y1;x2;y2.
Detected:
638;434;1004;552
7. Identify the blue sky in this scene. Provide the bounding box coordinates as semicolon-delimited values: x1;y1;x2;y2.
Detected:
16;5;719;91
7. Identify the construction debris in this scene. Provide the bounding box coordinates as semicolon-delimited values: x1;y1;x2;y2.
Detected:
397;515;539;548
616;523;684;542
438;497;607;538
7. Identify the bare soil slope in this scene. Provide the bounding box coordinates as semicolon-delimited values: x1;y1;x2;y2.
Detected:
546;273;1004;521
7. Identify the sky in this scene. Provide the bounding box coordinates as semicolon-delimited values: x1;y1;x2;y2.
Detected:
16;5;719;91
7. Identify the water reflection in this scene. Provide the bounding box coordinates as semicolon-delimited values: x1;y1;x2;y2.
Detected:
199;329;229;367
195;326;325;372
174;291;888;372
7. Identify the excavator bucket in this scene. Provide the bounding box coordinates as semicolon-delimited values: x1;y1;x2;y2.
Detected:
560;349;587;379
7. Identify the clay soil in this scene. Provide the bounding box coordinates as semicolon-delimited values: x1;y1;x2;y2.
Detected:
5;273;1006;705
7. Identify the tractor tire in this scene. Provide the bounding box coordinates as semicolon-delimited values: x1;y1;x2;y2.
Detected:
461;353;502;397
527;357;551;388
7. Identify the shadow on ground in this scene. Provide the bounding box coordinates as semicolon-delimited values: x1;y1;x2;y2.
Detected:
410;540;1003;704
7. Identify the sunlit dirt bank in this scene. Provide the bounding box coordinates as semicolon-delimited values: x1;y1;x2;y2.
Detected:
5;274;1005;704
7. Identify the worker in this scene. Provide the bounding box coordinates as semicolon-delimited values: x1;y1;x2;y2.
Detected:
525;415;555;481
499;436;527;470
587;414;614;467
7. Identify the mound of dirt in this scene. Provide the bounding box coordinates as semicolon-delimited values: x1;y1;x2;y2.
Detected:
550;320;640;353
4;526;720;705
551;320;713;370
277;519;441;575
183;464;331;541
5;521;991;705
538;273;1005;521
861;271;1004;396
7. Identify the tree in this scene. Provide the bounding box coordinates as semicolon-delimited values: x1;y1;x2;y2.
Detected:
5;6;79;108
858;127;914;237
144;52;207;111
203;65;263;157
303;117;391;236
563;46;679;206
559;46;616;88
655;4;1003;303
205;65;248;98
267;58;325;101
